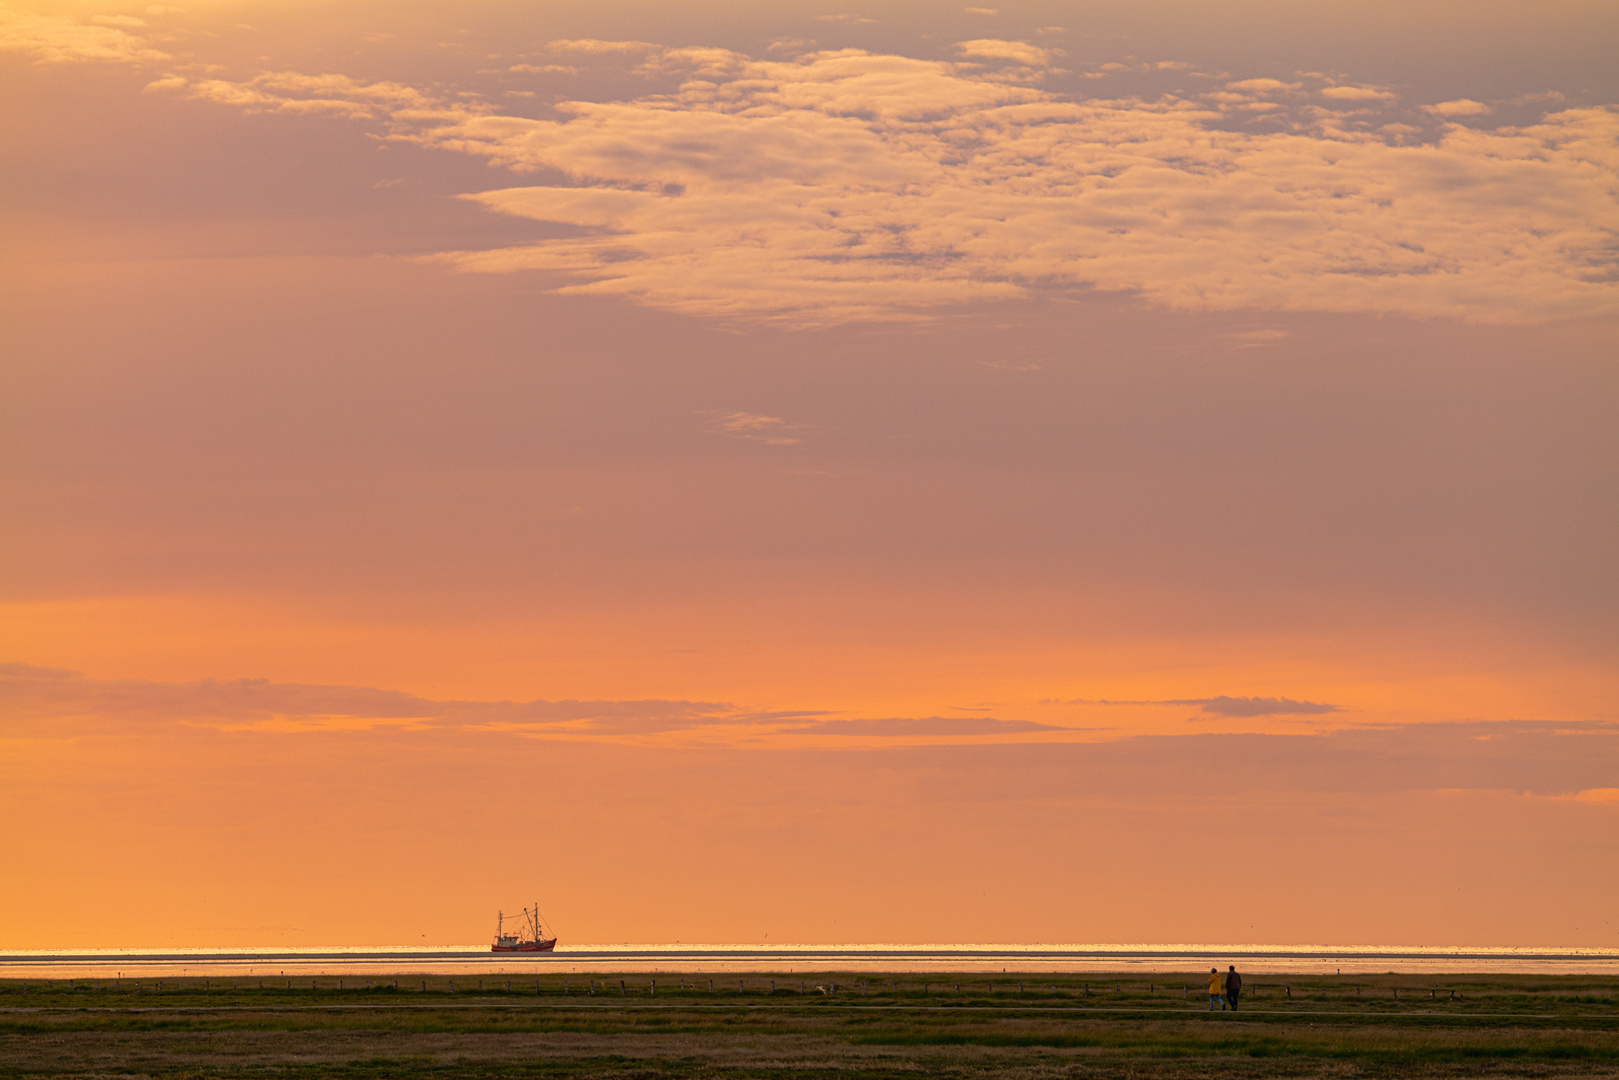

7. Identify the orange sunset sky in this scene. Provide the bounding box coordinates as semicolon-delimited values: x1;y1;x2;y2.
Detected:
3;0;1617;950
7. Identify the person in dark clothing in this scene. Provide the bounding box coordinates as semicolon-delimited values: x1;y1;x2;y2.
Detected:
1224;966;1242;1010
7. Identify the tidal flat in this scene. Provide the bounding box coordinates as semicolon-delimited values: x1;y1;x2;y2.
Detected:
3;972;1617;1079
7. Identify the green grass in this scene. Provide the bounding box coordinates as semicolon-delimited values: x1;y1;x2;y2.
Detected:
3;972;1617;1078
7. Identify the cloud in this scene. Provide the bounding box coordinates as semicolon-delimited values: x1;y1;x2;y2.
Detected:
705;412;805;445
157;70;466;121
545;38;658;54
964;7;999;15
160;46;1619;326
0;8;168;63
1071;695;1340;716
1196;696;1340;717
0;662;753;737
508;63;579;75
1424;98;1492;117
0;665;1082;744
7;663;1616;795
784;716;1062;736
816;14;877;25
955;39;1054;66
1320;85;1396;102
1225;77;1300;93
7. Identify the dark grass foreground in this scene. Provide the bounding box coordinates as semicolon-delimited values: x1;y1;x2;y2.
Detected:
3;972;1617;1078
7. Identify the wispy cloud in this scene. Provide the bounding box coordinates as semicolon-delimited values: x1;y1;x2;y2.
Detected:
784;716;1061;736
1424;98;1492;117
1321;84;1396;102
955;38;1057;66
705;411;806;445
1066;695;1341;717
545;38;659;54
7;666;1618;796
0;8;168;63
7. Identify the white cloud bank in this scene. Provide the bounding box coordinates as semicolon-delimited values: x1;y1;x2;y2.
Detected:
130;43;1619;324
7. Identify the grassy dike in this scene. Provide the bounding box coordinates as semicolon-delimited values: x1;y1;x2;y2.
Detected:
3;972;1617;1078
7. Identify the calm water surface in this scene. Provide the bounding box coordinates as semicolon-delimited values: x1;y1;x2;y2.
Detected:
5;944;1618;979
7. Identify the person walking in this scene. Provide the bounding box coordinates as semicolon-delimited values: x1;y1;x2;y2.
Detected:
1224;965;1242;1011
1207;967;1225;1010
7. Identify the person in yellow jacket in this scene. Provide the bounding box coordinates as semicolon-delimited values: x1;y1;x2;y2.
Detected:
1207;967;1226;1010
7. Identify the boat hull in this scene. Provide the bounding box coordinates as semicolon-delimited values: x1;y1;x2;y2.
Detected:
491;938;557;953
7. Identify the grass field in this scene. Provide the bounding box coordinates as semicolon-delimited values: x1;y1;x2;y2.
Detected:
4;972;1617;1078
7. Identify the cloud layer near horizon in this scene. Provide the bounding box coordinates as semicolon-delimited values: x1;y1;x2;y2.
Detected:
5;662;1618;800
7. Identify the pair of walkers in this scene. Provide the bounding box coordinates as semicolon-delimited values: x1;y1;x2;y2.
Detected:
1207;966;1242;1010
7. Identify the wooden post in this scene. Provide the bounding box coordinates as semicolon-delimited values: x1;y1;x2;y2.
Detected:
651;980;656;996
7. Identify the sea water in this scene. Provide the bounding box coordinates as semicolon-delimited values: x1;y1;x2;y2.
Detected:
4;943;1618;979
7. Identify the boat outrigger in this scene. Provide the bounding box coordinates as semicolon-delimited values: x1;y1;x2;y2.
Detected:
491;903;557;952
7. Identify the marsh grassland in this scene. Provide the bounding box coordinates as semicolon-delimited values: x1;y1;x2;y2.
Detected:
3;972;1616;1079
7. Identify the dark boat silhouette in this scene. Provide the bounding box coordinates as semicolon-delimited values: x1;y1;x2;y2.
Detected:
491;904;557;952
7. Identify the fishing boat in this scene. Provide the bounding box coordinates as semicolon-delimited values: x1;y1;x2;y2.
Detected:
491;903;557;952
